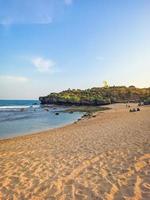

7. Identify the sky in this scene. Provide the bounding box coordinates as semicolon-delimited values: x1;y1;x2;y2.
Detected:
0;0;150;99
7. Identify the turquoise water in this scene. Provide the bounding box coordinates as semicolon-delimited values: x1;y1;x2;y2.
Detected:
0;100;84;139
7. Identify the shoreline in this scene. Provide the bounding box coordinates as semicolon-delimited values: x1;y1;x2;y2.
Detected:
0;103;150;199
0;107;85;141
0;103;145;143
0;105;109;141
0;117;81;142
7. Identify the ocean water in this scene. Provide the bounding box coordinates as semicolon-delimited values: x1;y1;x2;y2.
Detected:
0;100;84;139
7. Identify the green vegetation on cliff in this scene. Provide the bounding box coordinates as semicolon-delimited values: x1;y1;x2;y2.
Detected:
39;86;150;106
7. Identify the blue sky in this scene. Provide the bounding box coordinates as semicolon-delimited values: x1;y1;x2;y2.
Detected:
0;0;150;99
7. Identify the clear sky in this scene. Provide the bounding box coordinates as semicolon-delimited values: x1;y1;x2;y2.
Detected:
0;0;150;99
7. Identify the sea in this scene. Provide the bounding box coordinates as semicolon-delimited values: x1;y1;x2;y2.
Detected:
0;100;84;139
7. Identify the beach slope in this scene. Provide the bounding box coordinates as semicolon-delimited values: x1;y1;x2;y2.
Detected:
0;104;150;199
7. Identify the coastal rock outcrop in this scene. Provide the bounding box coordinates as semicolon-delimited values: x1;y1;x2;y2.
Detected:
39;86;150;106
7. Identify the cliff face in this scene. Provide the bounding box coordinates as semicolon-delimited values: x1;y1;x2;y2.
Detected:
39;86;150;106
39;96;110;106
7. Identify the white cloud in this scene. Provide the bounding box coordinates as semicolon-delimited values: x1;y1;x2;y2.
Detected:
64;0;73;6
0;75;31;99
0;75;28;82
32;57;56;73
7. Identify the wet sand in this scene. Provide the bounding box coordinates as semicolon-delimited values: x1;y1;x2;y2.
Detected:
0;104;150;200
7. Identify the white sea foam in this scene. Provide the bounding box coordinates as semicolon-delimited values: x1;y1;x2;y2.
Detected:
0;105;39;110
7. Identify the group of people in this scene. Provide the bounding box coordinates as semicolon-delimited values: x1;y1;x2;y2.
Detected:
125;103;141;112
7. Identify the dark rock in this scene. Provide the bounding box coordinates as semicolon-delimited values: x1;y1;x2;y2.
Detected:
69;111;74;114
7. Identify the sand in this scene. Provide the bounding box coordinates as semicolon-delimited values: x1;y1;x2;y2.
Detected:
0;103;150;200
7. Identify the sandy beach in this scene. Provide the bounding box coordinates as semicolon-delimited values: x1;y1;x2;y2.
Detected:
0;103;150;200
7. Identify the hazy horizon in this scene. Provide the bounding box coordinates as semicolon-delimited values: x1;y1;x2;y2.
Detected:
1;0;150;99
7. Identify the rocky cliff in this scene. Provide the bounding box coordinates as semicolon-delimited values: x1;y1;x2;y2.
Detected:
39;86;150;106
